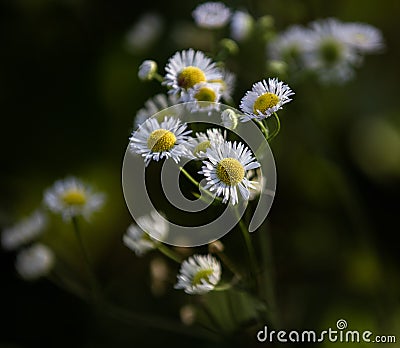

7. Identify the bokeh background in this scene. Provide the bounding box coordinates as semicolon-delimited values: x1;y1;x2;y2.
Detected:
1;0;399;347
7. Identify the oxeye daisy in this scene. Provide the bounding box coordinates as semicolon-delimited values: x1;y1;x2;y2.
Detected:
123;211;168;257
341;22;384;53
43;177;105;221
200;141;260;205
192;2;232;29
187;128;225;159
185;82;222;114
2;210;47;251
163;49;222;99
15;243;54;280
134;93;179;128
130;116;191;166
175;254;221;294
239;78;294;122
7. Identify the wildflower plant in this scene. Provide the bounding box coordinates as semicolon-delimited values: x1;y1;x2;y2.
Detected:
2;1;388;346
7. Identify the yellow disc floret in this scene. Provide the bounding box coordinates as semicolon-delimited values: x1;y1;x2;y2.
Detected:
177;66;206;89
253;92;280;114
192;269;214;286
62;189;87;206
216;158;245;186
147;129;177;152
193;140;211;156
194;87;216;102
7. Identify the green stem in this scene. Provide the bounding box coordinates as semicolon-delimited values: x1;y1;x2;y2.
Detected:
72;216;102;302
256;120;269;139
153;73;164;83
155;242;183;263
267;112;281;142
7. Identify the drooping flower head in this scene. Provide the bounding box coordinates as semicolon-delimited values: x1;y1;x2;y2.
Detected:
123;211;168;256
200;141;260;205
44;177;105;221
240;78;294;121
163;49;222;100
130;116;191;166
15;243;54;280
175;254;221;294
192;2;232;29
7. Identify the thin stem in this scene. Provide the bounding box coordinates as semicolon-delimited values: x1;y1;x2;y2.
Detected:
153;73;164;83
214;250;243;281
71;216;102;302
256;120;269;139
267;112;281;142
155;242;183;263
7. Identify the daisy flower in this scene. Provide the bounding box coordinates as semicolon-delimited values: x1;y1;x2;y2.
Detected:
130;116;191;166
123;211;168;256
15;243;55;280
239;78;294;121
200;141;260;205
43;177;105;221
185;82;222;114
192;2;232;29
230;10;254;42
134;94;179;128
305;18;360;84
163;49;222;99
341;22;384;53
2;210;47;251
175;254;221;294
187;128;225;159
209;68;236;104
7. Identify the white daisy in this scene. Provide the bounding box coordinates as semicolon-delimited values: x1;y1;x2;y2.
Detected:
15;243;55;280
130;116;191;166
267;25;313;62
221;109;238;130
209;68;236;104
200;141;261;205
187;128;225;159
134;94;179;128
163;49;223;99
230;10;254;42
123;211;168;256
192;2;232;29
185;82;222;114
341;22;384;53
2;210;47;251
305;18;360;84
43;177;105;221
239;78;294;121
175;254;221;294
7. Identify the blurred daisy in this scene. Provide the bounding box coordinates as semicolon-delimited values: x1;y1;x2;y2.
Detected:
123;211;168;256
134;94;179;128
200;141;260;205
125;12;164;53
240;78;294;121
188;128;225;159
163;49;222;99
192;2;231;29
130;116;191;166
15;243;54;281
268;25;313;62
209;68;236;104
2;210;47;251
221;109;238;130
175;254;221;294
230;10;254;42
305;18;360;84
341;22;384;53
44;177;105;221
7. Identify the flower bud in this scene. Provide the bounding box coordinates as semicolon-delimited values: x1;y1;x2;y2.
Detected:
138;60;158;81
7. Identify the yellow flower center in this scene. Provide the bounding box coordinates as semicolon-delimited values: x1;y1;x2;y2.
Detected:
216;158;245;186
209;78;226;91
320;38;342;64
192;269;214;286
253;92;280;114
194;87;216;102
62;189;87;206
177;66;206;89
147;129;177;152
193;140;211;156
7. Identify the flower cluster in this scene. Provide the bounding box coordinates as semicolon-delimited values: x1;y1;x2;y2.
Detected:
268;17;384;84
